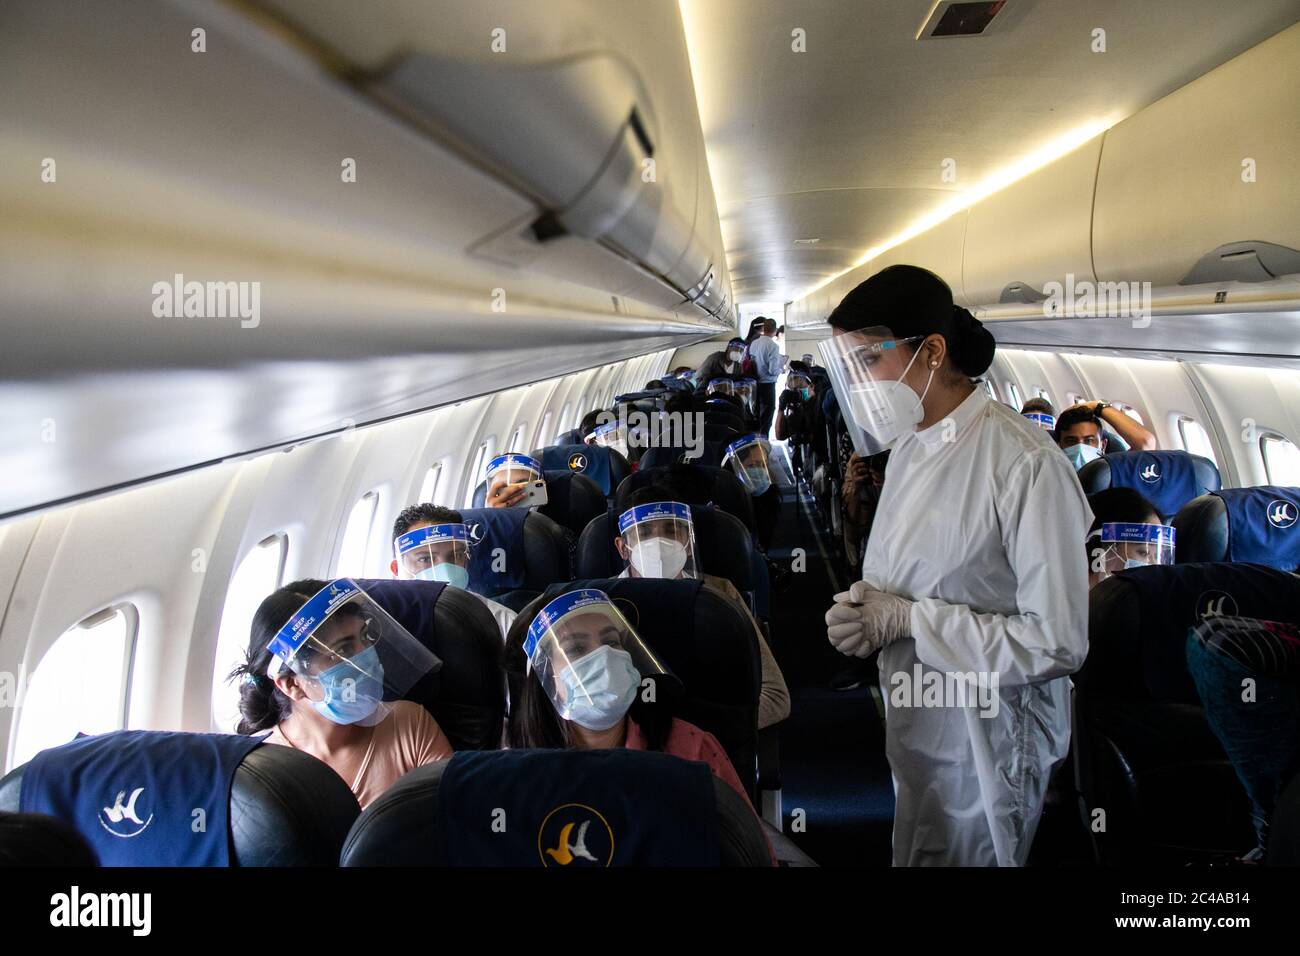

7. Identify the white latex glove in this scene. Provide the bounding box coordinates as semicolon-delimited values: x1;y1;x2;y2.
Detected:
824;581;914;658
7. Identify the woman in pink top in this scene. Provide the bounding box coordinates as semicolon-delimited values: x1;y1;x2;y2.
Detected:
229;578;453;810
504;589;755;812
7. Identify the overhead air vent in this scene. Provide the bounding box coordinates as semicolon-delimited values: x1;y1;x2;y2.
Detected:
917;1;1007;39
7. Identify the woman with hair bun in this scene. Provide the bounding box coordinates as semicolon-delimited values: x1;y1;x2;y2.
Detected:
819;264;1092;867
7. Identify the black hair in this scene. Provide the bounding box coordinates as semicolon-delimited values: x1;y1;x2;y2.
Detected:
670;366;692;374
579;409;605;436
0;812;99;866
662;391;694;416
827;264;995;378
1054;405;1105;443
228;578;366;734
1021;397;1055;416
504;607;672;752
1086;488;1161;534
392;503;463;544
645;379;666;390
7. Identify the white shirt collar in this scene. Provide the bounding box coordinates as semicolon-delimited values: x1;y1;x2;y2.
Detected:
915;385;986;447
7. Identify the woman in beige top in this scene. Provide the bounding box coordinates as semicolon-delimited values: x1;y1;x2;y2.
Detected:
229;578;453;809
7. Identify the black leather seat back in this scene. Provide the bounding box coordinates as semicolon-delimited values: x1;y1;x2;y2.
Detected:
456;509;573;610
340;752;771;866
638;439;729;470
1076;562;1300;863
0;745;359;866
0;811;99;866
355;580;506;751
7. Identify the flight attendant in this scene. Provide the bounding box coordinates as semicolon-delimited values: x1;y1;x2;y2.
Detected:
820;265;1091;866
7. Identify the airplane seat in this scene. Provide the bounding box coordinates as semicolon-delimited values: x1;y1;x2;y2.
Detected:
0;736;359;866
340;749;772;866
1076;562;1300;864
575;506;756;605
703;423;742;446
457;508;574;611
1173;486;1300;570
0;812;99;866
551;428;584;447
638;439;730;470
1268;771;1300;866
702;406;747;432
470;470;606;539
531;444;630;498
614;463;758;536
352;580;506;750
509;578;762;803
1077;450;1221;521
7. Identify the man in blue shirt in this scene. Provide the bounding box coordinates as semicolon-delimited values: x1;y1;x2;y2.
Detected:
747;318;785;435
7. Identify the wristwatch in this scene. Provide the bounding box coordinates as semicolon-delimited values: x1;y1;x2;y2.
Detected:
1094;401;1110;416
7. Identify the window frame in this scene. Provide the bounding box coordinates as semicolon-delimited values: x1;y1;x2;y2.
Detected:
1176;415;1218;466
337;490;380;577
1261;432;1300;486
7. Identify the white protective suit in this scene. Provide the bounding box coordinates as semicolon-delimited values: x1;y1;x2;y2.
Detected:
861;387;1092;866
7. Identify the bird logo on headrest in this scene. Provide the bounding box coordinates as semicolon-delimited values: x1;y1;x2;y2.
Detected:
1139;462;1160;483
1197;590;1239;622
568;454;588;472
1267;500;1297;529
466;522;484;544
99;786;154;838
538;803;613;867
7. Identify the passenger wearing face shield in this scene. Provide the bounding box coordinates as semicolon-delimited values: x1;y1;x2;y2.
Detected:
612;485;790;728
695;337;749;387
230;578;453;809
390;503;517;641
504;589;758;812
819;264;1092;867
1083;488;1168;588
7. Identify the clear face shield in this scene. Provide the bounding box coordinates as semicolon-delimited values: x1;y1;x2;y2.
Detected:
801;353;815;367
586;421;629;460
394;524;472;590
1088;522;1176;581
524;590;676;731
734;380;756;413
725;343;746;366
722;434;774;496
1024;412;1056;430
485;453;547;509
266;579;442;726
707;378;734;397
818;328;931;456
616;501;700;580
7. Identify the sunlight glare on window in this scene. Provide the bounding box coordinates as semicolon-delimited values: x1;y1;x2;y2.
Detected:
337;492;378;577
210;535;285;733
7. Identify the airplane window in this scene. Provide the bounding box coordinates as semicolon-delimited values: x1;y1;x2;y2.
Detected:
1066;392;1080;407
210;534;286;733
336;491;379;577
537;411;553;448
510;422;528;452
1261;433;1300;486
1177;417;1218;466
11;605;136;769
1114;403;1145;425
558;403;571;436
464;439;494;507
418;461;443;505
1034;386;1053;405
979;379;999;402
1006;382;1022;409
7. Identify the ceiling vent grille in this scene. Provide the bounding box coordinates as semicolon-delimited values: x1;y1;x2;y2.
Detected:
917;1;1007;39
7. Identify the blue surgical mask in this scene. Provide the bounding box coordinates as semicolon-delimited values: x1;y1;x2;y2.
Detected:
416;563;470;590
744;466;772;496
1065;443;1103;470
312;645;385;725
1123;558;1149;571
799;387;813;401
559;645;641;731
